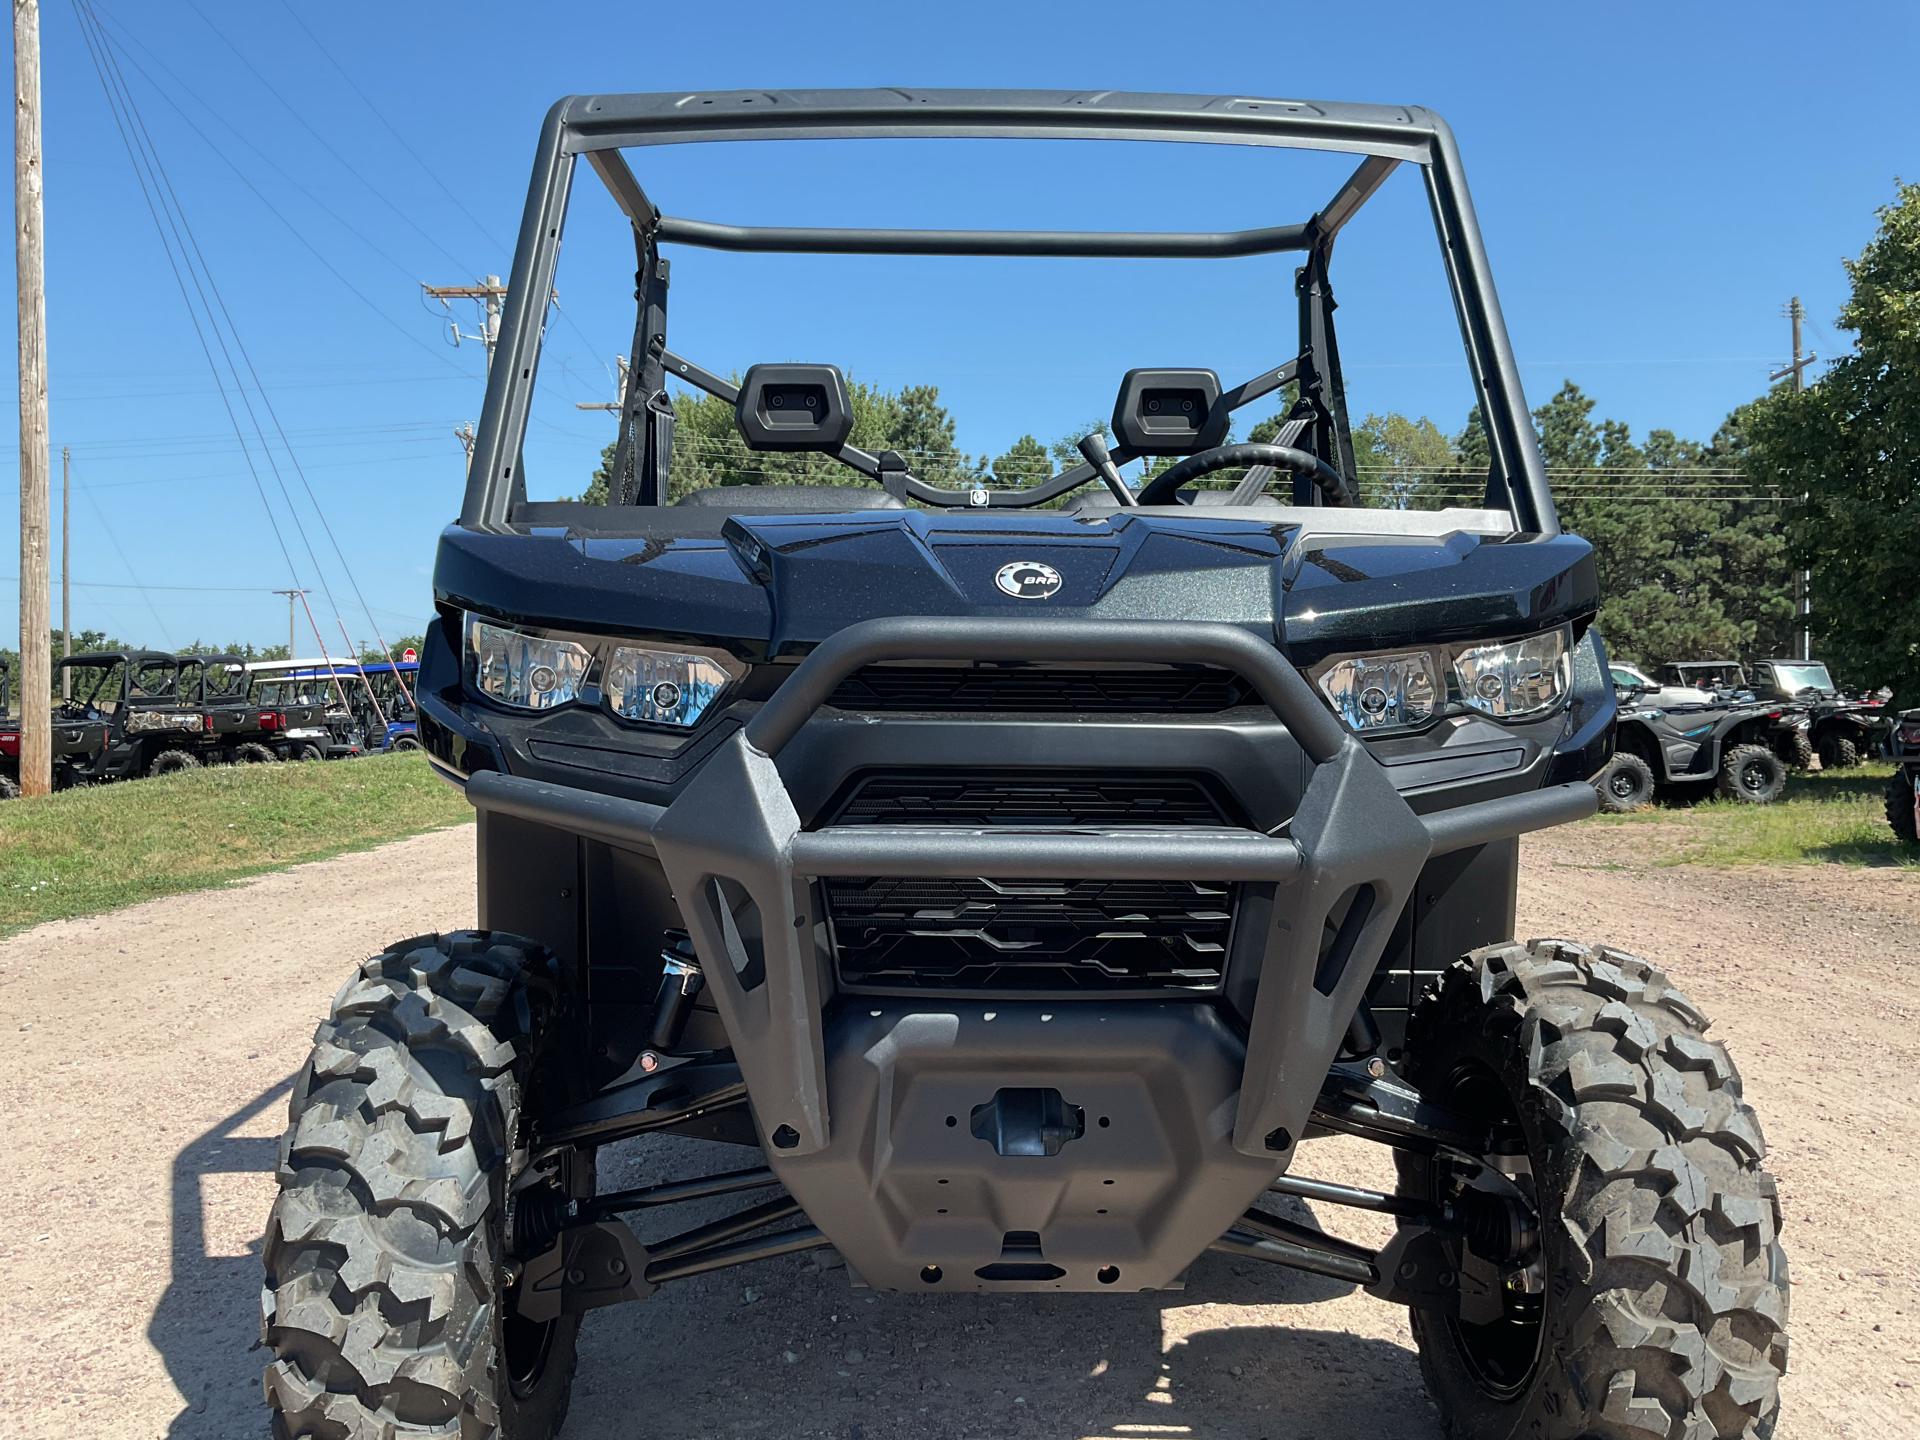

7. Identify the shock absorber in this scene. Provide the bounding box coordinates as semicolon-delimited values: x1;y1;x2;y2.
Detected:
645;929;706;1054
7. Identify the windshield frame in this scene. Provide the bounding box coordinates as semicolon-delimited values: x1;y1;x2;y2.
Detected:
459;89;1552;538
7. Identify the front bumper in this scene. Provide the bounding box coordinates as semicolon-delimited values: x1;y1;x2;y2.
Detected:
464;616;1593;1291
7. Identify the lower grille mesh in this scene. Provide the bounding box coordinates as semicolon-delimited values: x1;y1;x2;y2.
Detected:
817;770;1239;993
826;875;1232;991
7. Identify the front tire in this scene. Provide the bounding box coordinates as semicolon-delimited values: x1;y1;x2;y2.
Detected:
234;741;277;764
1887;769;1919;844
1400;939;1788;1440
1816;734;1859;770
1779;729;1814;771
148;748;201;777
1595;752;1656;813
262;932;586;1440
1716;744;1784;804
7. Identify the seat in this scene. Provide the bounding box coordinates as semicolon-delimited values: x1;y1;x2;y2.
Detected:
674;484;905;511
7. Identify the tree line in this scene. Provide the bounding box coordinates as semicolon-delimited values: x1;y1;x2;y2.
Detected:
572;378;1798;671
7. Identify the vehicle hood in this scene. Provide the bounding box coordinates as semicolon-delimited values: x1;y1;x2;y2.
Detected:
435;510;1597;663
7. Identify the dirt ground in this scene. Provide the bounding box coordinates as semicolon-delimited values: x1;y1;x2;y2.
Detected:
0;820;1915;1440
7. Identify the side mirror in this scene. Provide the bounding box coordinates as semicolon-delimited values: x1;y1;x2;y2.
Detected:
735;363;853;452
1111;368;1230;455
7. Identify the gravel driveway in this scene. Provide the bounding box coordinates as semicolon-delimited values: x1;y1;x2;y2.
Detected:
0;820;1913;1439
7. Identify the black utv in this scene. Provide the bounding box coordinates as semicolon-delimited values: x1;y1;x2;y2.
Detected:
1747;658;1888;770
1595;678;1791;810
178;653;280;765
262;91;1788;1440
52;651;225;783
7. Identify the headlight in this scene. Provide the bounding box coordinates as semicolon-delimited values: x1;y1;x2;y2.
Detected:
1311;626;1572;734
1316;651;1442;732
604;647;732;727
464;614;590;710
1451;629;1570;720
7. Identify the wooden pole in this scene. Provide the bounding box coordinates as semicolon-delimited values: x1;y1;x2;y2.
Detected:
14;0;49;795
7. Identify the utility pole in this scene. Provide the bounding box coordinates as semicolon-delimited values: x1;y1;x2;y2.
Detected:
1769;298;1816;661
59;442;67;698
14;0;49;794
272;588;308;658
422;275;507;372
575;356;630;413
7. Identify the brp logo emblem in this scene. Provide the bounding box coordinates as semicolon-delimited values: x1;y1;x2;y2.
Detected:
994;560;1063;600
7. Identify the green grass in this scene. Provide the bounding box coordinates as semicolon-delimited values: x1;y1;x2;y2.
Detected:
0;752;473;934
1587;760;1917;868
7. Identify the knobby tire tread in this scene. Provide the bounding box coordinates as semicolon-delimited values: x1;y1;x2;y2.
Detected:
261;930;576;1440
1404;938;1788;1440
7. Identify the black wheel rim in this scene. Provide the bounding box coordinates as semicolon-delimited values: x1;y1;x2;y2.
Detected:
1438;1062;1545;1400
501;1270;558;1398
1742;762;1771;793
1608;770;1640;800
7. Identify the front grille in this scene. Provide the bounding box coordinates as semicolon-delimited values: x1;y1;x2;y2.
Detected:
818;769;1240;993
826;876;1233;991
826;665;1252;713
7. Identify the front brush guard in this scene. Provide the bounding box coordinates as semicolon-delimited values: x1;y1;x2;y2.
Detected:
466;616;1594;1163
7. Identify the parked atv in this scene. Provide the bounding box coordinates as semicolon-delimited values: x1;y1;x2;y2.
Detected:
1598;680;1791;809
1748;658;1888;770
1886;708;1920;844
261;90;1787;1440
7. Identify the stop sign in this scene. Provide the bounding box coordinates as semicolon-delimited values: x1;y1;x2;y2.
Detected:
402;648;417;662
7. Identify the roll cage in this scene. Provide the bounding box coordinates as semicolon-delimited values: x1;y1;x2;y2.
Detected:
459;89;1554;536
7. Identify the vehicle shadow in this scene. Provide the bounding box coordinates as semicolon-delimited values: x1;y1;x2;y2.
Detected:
150;1075;291;1439
140;1109;1440;1440
567;1136;1441;1440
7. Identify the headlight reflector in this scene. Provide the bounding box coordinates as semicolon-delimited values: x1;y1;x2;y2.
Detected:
604;647;732;727
1451;629;1570;719
1316;651;1442;733
464;614;590;710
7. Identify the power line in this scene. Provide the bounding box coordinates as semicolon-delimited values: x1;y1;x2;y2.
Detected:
86;5;478;380
276;0;509;255
73;0;334;662
64;456;173;645
180;0;481;278
81;6;411;691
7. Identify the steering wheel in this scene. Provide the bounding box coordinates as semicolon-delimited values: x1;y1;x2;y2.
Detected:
1134;442;1352;507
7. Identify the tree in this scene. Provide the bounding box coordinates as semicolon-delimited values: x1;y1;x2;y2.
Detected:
1742;180;1920;704
360;635;426;664
569;374;985;502
1523;381;1792;666
991;434;1052;489
1351;412;1461;509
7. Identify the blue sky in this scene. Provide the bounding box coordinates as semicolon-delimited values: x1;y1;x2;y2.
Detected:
2;0;1914;653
